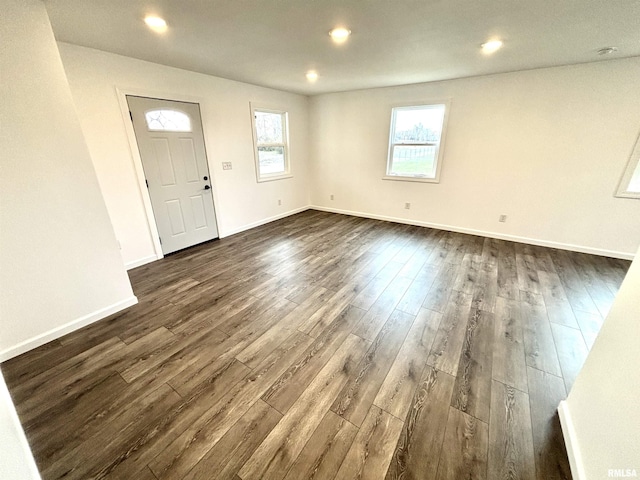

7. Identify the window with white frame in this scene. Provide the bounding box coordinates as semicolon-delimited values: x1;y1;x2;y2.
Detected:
251;105;291;182
616;131;640;199
385;103;449;182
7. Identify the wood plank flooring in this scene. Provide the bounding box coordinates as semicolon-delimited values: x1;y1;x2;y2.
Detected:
1;210;630;480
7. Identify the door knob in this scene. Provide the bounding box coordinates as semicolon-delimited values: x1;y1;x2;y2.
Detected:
204;185;211;190
203;176;208;181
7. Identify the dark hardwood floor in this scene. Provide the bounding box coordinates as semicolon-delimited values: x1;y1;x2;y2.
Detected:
1;210;630;480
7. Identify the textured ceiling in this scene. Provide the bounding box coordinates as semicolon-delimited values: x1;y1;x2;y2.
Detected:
44;0;640;95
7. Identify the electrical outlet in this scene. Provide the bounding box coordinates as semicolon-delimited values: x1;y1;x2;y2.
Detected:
330;194;334;200
278;199;282;206
405;202;411;210
222;162;232;170
499;214;507;223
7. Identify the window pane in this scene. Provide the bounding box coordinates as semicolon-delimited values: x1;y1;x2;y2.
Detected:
390;145;437;177
393;105;445;143
255;111;283;143
628;160;640;192
258;146;285;174
145;109;191;132
617;133;640;197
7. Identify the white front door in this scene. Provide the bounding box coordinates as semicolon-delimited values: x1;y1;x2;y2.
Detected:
127;96;219;254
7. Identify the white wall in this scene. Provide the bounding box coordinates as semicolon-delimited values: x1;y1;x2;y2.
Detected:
57;43;311;269
309;59;640;258
0;0;136;361
0;373;41;480
559;243;640;479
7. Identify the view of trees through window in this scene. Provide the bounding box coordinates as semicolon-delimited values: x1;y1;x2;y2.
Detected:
393;120;442;143
254;109;288;177
388;105;445;178
255;111;283;144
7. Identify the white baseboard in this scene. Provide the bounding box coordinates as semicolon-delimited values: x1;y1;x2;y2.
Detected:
219;206;311;238
558;400;586;480
0;296;138;362
310;205;635;260
125;254;161;270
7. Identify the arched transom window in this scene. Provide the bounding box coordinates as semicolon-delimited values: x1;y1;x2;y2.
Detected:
144;109;192;132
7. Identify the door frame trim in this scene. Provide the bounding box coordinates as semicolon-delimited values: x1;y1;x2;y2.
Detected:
115;87;221;261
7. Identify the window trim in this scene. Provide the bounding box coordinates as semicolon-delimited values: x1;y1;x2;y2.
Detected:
250;103;292;183
384;101;450;183
615;130;640;199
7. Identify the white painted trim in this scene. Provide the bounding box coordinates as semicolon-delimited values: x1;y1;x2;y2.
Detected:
125;254;160;270
220;206;310;238
310;205;636;260
115;88;164;259
0;296;138;362
257;173;294;183
382;175;439;183
250;103;292;183
115;87;224;258
386;100;451;183
558;400;586;480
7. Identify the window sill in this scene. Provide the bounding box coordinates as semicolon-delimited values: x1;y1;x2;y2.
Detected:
257;173;293;183
382;175;440;184
614;191;640;199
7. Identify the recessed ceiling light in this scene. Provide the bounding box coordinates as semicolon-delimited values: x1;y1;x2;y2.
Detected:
481;39;503;54
597;46;618;55
329;27;351;43
306;71;319;82
144;16;167;33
